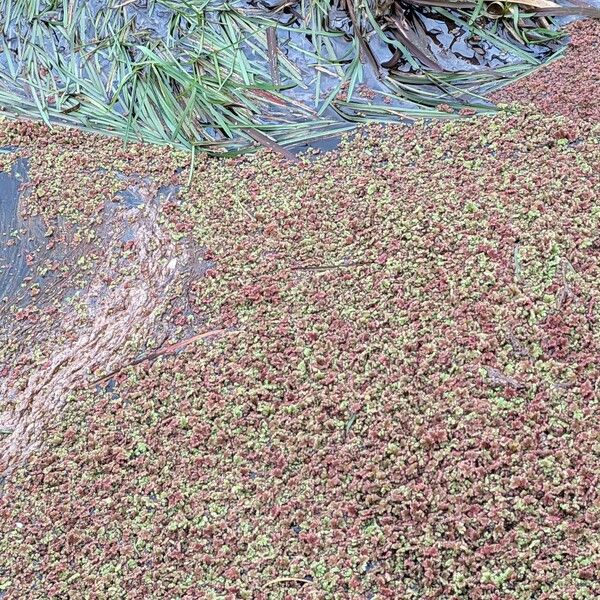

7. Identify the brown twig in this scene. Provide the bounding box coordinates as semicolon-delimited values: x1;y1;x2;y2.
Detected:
263;577;313;588
344;0;382;79
266;26;281;87
293;260;374;272
513;241;522;280
242;128;299;163
506;327;530;359
484;366;527;390
91;328;237;386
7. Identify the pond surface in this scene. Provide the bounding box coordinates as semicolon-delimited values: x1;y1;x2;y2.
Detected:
0;157;30;302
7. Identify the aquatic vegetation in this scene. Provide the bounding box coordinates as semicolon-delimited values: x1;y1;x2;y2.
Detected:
0;0;595;153
493;18;600;121
1;17;600;600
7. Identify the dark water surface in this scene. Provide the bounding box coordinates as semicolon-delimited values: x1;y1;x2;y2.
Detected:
0;157;30;302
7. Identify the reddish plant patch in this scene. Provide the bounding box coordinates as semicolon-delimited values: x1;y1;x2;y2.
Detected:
1;28;600;599
1;106;599;599
493;19;600;122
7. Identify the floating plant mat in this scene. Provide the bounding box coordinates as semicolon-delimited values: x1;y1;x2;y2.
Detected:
0;0;597;154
